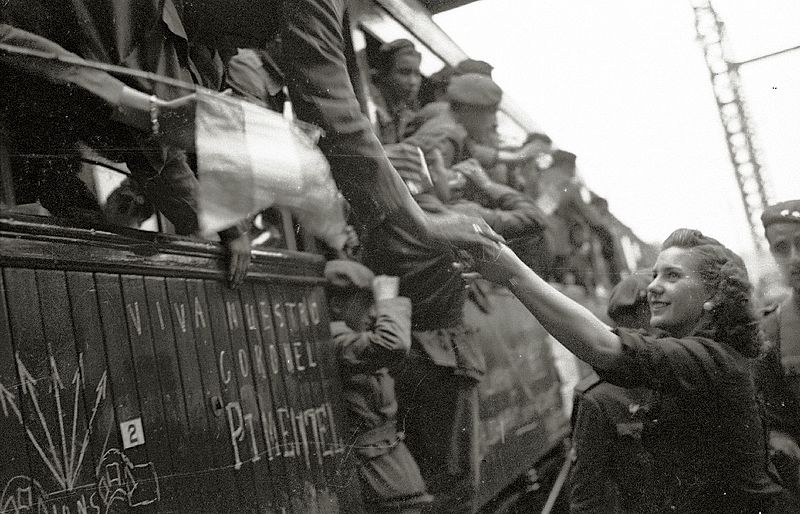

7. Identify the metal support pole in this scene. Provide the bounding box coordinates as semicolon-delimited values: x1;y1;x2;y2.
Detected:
691;0;772;249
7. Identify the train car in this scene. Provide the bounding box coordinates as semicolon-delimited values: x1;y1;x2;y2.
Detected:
0;1;654;512
0;213;360;513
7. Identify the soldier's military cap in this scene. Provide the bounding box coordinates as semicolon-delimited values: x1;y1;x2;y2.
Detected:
375;39;420;75
761;199;800;228
455;59;494;77
447;73;503;109
607;273;651;322
552;149;577;168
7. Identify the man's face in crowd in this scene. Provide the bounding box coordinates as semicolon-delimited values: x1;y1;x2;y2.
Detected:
386;53;422;103
766;221;800;292
461;108;498;145
478;120;500;147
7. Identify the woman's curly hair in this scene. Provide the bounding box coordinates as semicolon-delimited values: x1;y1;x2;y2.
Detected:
662;228;760;358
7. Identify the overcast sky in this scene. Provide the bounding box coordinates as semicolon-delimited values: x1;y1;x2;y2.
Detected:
435;0;800;269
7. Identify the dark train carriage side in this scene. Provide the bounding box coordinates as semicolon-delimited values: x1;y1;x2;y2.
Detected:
0;214;359;513
464;293;569;510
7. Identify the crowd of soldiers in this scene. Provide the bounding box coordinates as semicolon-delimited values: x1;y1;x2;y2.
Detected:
4;1;800;513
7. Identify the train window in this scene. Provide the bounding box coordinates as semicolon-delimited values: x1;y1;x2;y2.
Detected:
353;2;531;154
353;3;448;129
357;5;447;76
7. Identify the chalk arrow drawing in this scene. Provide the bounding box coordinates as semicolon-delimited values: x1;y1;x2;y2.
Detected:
0;355;109;492
68;367;82;488
72;370;108;488
17;353;66;484
49;353;69;491
0;382;22;423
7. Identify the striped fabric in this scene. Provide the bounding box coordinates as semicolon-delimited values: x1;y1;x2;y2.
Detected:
195;90;348;250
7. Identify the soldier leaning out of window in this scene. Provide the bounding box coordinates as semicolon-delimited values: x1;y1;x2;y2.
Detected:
325;258;433;513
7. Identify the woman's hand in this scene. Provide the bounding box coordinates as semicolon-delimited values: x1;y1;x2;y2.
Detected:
470;242;523;285
341;225;361;260
426;148;453;202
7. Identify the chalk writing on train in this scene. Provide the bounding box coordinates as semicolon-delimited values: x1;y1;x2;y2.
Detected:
1;449;159;514
127;297;321;333
225;400;344;471
0;355;160;513
218;341;317;380
95;449;160;511
132;297;322;376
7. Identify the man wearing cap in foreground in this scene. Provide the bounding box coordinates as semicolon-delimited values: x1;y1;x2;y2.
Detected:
326;258;433;513
403;72;503;170
404;73;547;172
755;200;800;498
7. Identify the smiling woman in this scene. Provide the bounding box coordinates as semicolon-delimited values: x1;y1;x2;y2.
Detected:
472;228;794;512
654;228;761;358
647;245;712;338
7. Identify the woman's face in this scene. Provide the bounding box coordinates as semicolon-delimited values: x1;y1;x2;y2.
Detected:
647;246;712;337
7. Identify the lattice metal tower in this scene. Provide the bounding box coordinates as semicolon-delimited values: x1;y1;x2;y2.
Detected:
691;0;771;249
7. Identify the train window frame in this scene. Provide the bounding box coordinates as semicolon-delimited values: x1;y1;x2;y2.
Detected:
356;3;448;77
351;1;531;150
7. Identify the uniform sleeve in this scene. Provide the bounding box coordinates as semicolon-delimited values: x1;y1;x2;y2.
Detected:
449;186;547;239
280;0;410;228
596;329;736;395
330;297;412;372
569;395;619;513
754;314;800;440
403;122;466;169
0;24;125;107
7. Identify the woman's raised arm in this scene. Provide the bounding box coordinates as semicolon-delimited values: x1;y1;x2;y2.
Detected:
475;244;623;369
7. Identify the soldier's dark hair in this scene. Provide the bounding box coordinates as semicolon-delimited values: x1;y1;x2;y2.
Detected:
661;228;760;358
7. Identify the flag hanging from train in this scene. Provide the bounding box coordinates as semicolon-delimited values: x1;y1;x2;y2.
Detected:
195;90;348;250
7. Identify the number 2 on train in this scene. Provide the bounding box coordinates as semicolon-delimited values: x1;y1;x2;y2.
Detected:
121;418;145;449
